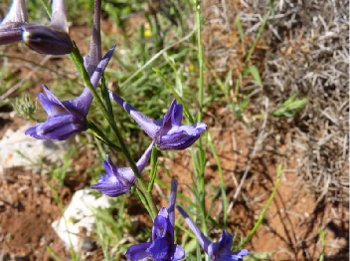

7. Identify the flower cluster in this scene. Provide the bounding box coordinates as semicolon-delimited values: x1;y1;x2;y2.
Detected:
2;0;250;260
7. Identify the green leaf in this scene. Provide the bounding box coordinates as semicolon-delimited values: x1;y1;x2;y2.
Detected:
318;228;326;261
244;252;274;260
244;65;262;86
272;95;308;118
235;15;245;43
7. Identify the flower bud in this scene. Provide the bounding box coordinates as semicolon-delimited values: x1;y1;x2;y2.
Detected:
22;24;73;55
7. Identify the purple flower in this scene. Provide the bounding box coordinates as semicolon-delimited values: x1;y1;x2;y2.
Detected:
91;141;154;197
126;179;185;261
177;206;249;261
0;0;73;55
110;93;207;150
25;46;115;141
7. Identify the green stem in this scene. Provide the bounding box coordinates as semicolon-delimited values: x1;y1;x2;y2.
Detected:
86;120;120;150
119;30;195;88
208;132;228;228
193;0;207;238
245;10;270;63
238;164;283;248
195;0;205;122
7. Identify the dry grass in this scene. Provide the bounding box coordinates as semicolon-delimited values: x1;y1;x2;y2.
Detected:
202;0;349;203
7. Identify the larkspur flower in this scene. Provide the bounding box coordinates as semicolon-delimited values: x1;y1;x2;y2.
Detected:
110;93;207;150
25;46;115;141
0;0;73;55
91;141;154;197
177;206;249;261
126;179;185;261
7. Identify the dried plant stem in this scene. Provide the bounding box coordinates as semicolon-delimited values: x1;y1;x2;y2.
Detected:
0;55;51;101
230;98;269;210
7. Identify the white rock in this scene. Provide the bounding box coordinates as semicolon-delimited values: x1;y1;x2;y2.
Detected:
52;189;111;252
0;125;68;174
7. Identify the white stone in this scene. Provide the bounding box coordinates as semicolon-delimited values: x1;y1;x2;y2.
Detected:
0;125;69;174
52;189;111;252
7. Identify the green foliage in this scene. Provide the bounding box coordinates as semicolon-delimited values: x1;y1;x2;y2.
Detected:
244;252;273;260
102;0;145;29
243;65;263;87
272;95;308;118
94;198;132;260
12;94;37;120
318;228;326;261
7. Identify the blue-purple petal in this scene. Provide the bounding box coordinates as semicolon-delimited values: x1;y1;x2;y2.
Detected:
69;46;116;115
217;249;249;261
168;179;177;227
90;172;131;197
157;123;207;150
177;206;211;253
37;92;65;117
91;158;133;197
125;242;151;261
152;208;169;239
25;114;85;141
147;237;170;259
92;142;153;197
161;100;178;133
172;245;185;261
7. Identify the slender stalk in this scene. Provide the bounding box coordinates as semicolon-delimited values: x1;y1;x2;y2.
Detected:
193;0;207;240
238;165;283;248
119;30;195;88
40;0;51;18
208;132;228;227
86;120;120;150
194;0;205;122
245;10;270;63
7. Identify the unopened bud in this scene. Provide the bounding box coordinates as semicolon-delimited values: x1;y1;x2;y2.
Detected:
22;24;73;55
